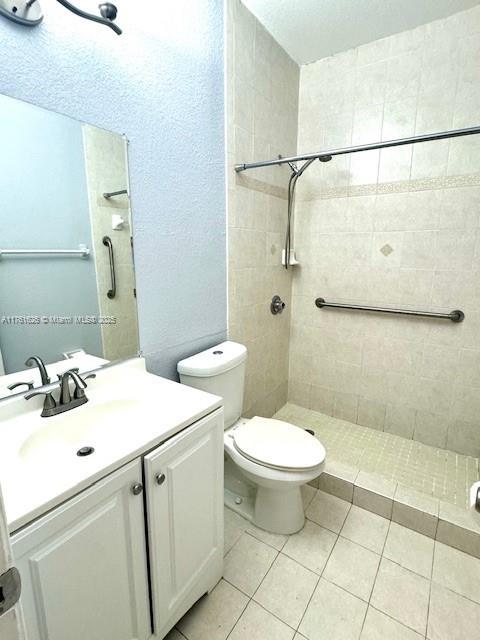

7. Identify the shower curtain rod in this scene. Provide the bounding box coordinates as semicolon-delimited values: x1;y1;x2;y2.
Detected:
234;125;480;172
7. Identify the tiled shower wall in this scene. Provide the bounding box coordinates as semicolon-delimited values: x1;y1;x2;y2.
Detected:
226;0;299;417
288;5;480;456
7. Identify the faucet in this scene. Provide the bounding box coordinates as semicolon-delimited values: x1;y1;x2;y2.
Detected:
25;356;51;386
25;370;96;418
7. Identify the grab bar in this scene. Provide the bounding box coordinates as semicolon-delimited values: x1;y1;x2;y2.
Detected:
315;298;465;323
102;236;116;299
103;189;128;199
0;245;89;257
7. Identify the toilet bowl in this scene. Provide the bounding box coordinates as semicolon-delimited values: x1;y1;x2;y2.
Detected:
225;417;325;533
177;341;326;534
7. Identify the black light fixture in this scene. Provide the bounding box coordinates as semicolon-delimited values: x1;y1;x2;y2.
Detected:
0;0;122;34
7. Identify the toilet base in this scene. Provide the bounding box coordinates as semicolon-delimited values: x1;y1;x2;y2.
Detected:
254;486;305;534
224;488;255;522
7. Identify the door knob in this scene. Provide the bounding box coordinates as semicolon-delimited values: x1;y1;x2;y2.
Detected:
131;482;143;495
155;473;166;486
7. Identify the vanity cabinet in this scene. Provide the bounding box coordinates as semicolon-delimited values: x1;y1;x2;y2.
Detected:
11;459;151;640
145;410;224;639
10;408;224;640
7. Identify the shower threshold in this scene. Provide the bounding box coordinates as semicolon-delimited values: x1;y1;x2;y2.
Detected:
273;403;480;558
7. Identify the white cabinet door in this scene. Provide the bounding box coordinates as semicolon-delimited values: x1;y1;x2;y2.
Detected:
145;409;224;639
11;460;151;640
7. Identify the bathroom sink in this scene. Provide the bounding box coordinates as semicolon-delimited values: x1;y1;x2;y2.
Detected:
0;357;223;532
17;399;139;467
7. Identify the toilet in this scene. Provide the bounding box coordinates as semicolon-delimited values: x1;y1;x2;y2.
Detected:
177;341;326;534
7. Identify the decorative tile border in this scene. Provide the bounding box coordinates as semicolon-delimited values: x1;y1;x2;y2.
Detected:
312;462;480;559
292;172;480;201
235;172;288;199
235;170;480;201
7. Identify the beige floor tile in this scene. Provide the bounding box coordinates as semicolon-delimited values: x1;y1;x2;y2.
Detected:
246;522;288;551
428;583;480;640
165;630;187;640
228;601;295;640
323;537;380;601
370;558;430;635
282;519;337;574
299;578;367;640
254;554;318;628
177;579;248;640
301;484;317;509
340;505;390;554
383;522;434;578
224;508;247;555
306;490;351;533
360;607;424;640
224;533;277;596
432;541;480;604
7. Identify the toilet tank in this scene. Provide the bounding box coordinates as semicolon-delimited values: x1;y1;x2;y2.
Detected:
177;341;247;429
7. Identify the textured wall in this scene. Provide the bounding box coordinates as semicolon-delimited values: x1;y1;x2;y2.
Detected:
289;5;480;456
0;1;226;380
226;0;299;417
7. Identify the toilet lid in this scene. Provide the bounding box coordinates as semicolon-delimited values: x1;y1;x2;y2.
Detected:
233;417;326;471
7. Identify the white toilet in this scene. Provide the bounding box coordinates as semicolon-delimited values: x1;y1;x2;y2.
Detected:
177;341;326;534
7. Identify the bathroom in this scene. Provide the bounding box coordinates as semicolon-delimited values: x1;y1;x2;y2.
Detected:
1;0;480;638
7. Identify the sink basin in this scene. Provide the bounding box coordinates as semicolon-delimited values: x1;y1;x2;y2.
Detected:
18;399;139;466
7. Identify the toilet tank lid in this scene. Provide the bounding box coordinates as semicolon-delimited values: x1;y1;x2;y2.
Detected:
177;341;247;377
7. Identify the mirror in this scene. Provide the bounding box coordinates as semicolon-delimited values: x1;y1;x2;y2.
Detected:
0;94;139;399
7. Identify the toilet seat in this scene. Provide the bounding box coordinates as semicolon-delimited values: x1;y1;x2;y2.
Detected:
232;416;326;472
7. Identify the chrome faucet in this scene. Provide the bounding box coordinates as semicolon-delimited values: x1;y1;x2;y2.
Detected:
25;369;96;418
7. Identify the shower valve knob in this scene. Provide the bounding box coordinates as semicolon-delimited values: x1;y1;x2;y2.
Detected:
271;295;286;315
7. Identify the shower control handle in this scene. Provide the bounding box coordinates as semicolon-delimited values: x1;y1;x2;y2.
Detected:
271;295;286;315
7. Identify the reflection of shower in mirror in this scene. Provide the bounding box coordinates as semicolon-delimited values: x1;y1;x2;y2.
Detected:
0;94;140;399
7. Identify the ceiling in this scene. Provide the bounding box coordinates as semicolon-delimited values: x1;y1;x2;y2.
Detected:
241;0;480;65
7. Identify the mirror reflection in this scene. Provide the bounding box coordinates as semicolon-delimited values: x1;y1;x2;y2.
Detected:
0;95;139;398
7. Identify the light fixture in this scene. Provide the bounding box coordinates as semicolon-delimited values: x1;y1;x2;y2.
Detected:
0;0;122;34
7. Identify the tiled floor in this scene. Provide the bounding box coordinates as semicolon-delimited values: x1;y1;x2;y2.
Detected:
168;491;480;640
274;403;479;508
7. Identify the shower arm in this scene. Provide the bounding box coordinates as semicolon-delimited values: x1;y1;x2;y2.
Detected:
55;0;122;35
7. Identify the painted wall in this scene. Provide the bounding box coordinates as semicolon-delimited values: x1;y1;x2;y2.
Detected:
0;1;226;380
0;95;102;372
289;5;480;456
226;0;299;417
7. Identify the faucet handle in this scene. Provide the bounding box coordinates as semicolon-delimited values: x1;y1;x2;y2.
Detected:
73;373;96;399
24;390;57;416
7;380;34;391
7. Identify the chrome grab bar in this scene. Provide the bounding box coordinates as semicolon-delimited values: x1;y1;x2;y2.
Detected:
0;245;89;257
102;236;116;299
315;298;465;323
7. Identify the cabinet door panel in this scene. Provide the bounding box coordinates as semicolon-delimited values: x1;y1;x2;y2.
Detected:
145;409;224;638
11;460;150;640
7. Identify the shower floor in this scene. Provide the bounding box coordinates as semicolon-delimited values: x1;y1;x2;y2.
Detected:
273;403;479;509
